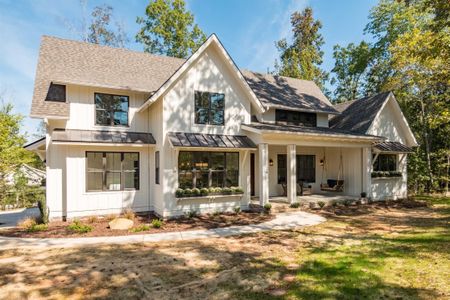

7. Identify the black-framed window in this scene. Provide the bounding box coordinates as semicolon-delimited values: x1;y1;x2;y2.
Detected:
194;91;225;125
275;109;316;127
373;154;397;171
178;151;239;189
86;152;139;191
45;83;66;102
155;151;160;184
95;93;129;126
277;154;316;184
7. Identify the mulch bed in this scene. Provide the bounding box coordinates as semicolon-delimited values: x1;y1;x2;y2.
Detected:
0;210;274;238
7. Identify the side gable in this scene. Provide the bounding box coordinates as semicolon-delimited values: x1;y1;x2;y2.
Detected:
138;34;265;114
368;93;418;147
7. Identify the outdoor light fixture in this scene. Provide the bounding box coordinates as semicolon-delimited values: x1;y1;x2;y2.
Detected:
269;158;274;166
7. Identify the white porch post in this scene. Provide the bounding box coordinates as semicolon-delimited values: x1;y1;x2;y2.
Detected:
362;147;372;196
258;143;269;205
287;144;297;204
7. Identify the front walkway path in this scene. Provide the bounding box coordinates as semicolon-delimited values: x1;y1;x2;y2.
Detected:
0;211;325;250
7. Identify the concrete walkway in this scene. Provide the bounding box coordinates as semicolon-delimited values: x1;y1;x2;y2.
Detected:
0;211;325;250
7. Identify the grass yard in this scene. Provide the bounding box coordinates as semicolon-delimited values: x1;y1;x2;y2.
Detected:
0;196;448;299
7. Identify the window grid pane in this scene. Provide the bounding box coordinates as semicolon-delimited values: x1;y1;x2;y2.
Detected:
194;91;225;125
95;93;129;126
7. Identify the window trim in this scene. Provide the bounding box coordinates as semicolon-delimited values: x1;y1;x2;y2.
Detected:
194;90;225;126
372;153;398;172
94;92;130;127
85;151;140;192
178;151;239;189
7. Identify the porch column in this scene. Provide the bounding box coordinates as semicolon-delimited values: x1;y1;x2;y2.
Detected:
287;144;297;203
258;143;269;205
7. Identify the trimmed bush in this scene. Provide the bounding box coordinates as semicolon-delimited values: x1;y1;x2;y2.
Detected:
290;202;300;208
222;187;232;195
234;206;241;214
183;188;193;197
318;201;326;209
186;210;198;219
131;224;150;232
175;188;184;198
151;219;163;228
192;188;201;196
67;219;92;233
371;171;402;178
200;188;209;196
263;203;272;212
343;199;353;207
27;223;48;232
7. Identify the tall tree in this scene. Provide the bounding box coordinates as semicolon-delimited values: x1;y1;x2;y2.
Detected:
275;7;329;89
136;0;206;58
64;0;128;47
330;41;371;102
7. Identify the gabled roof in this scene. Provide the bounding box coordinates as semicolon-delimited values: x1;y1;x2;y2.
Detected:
31;36;184;118
329;92;391;134
137;34;265;113
242;71;338;114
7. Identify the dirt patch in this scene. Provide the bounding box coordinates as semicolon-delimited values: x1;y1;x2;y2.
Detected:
0;211;274;238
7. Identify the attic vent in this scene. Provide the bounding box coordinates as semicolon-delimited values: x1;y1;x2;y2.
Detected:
45;83;66;102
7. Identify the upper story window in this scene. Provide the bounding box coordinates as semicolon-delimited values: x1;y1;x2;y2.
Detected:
45;83;66;102
373;154;397;171
194;91;225;125
95;93;129;126
275;109;316;127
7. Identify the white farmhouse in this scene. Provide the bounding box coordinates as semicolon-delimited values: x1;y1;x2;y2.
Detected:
26;35;417;219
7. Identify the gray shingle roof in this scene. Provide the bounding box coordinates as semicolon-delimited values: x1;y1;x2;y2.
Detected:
52;129;156;144
31;36;340;119
241;70;338;114
168;132;257;149
243;122;382;139
374;141;413;153
329;92;391;134
31;36;185;118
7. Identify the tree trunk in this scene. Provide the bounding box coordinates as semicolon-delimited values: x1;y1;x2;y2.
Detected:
420;99;433;192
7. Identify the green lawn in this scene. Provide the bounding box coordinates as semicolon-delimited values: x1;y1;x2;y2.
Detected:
0;196;449;299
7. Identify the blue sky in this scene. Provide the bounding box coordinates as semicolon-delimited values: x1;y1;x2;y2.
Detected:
0;0;377;141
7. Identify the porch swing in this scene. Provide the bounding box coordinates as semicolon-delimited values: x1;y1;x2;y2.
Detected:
320;148;345;192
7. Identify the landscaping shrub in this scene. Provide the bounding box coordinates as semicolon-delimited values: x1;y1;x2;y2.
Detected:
67;219;92;233
151;219;163;228
234;206;241;214
186;210;198;219
18;217;37;231
212;210;220;216
106;214;117;221
290;202;300;208
318;201;326;209
343;199;353;207
222;187;232;195
27;223;48;232
123;209;136;220
331;200;338;207
192;188;201;196
234;187;244;194
263;203;272;212
214;187;222;194
131;224;150;232
87;215;98;223
371;171;402;178
184;188;193;197
175;188;184;198
200;188;209;196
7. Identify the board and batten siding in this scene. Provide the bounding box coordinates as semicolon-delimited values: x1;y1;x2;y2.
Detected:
159;45;253;217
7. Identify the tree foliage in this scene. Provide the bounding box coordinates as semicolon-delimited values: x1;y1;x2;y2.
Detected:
331;0;450;193
136;0;206;58
64;0;128;47
275;7;329;89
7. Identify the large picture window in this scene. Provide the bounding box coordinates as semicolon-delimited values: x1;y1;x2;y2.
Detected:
95;93;129;126
86;152;139;191
275;109;316;127
277;154;316;184
194;91;225;125
373;154;397;171
178;151;239;189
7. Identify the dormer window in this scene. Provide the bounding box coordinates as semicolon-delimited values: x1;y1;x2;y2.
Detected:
45;83;66;102
275;109;316;127
95;93;129;126
194;91;225;125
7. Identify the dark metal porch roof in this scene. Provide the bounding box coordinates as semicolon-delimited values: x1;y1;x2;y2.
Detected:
168;132;257;149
